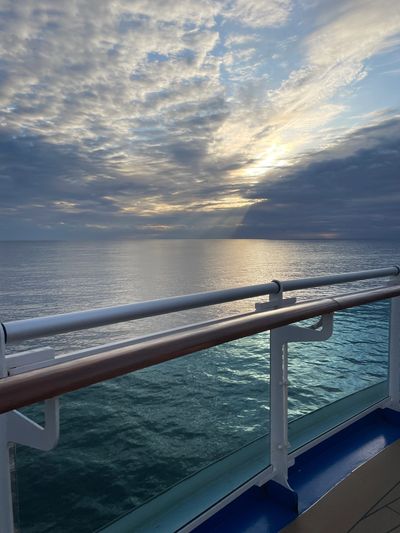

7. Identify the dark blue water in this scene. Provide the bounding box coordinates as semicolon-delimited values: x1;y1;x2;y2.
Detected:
0;239;398;532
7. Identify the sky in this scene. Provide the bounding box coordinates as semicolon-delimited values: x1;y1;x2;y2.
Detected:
0;0;399;240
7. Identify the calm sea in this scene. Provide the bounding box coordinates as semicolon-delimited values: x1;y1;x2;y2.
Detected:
0;239;398;532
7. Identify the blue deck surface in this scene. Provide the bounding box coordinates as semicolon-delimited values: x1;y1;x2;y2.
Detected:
194;408;400;533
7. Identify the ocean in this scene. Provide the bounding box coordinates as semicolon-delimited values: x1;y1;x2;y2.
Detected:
0;239;398;532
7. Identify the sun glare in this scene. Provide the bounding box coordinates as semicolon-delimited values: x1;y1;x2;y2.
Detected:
243;143;290;180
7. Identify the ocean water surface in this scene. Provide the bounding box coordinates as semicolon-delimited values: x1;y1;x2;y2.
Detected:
0;239;398;532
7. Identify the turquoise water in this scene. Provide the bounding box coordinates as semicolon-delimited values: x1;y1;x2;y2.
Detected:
0;239;397;532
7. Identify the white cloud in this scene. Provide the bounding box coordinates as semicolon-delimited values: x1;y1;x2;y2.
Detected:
307;0;400;68
225;0;292;28
223;0;400;180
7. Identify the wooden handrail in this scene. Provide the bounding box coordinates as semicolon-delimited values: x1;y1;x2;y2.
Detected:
0;285;399;414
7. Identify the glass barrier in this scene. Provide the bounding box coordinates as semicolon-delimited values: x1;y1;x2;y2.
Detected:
288;300;390;451
14;333;270;533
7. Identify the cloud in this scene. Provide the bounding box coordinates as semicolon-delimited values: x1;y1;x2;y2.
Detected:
236;117;400;239
0;127;254;239
228;0;400;179
225;0;292;28
0;0;399;239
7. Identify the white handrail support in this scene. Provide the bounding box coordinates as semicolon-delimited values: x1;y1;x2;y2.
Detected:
389;290;400;408
0;331;60;532
269;286;291;487
270;296;334;488
0;325;14;533
6;398;60;451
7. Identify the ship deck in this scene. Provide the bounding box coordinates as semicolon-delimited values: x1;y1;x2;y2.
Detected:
194;408;400;533
283;437;400;533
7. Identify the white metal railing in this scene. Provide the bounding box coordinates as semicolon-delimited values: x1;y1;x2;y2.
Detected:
0;266;399;532
2;266;398;343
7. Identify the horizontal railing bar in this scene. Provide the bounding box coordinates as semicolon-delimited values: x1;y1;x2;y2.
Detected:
1;282;279;344
52;309;261;360
280;267;399;291
7;310;263;374
2;266;399;344
0;284;399;414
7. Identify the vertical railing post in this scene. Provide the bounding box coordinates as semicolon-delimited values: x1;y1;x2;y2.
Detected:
0;325;14;533
389;283;400;409
388;269;400;409
269;283;290;487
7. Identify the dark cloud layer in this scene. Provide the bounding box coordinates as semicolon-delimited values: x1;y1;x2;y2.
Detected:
0;131;168;239
235;118;400;239
1;117;400;240
0;131;158;203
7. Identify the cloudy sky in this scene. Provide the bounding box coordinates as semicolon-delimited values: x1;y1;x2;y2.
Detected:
0;0;399;239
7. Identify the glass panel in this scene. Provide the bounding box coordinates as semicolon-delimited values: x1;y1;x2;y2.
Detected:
288;382;387;452
288;300;390;450
14;333;270;533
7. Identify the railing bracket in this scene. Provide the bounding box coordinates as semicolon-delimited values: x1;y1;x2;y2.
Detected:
6;398;59;451
282;313;334;343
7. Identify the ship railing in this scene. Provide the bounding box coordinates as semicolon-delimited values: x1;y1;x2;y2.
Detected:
0;266;399;532
2;266;398;343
